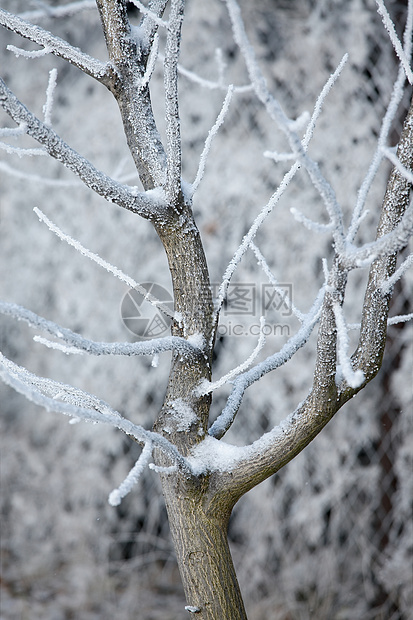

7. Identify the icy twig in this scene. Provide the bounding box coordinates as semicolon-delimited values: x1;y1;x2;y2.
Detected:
0;9;108;82
197;317;266;396
381;253;413;294
109;442;153;506
347;1;412;242
190;85;234;197
0;78;162;218
158;52;253;93
19;1;96;21
224;0;346;248
290;207;335;233
7;44;51;58
140;32;159;88
388;312;413;324
215;47;226;87
34;208;177;321
209;285;326;438
214;54;348;316
0;353;193;476
0;122;27;137
43;68;57;126
0;300;198;357
250;242;304;322
342;203;413;269
375;0;413;85
333;302;364;389
131;0;168;29
215;161;300;316
264;151;296;162
34;338;84;355
164;0;184;203
381;146;413;184
0;142;47;157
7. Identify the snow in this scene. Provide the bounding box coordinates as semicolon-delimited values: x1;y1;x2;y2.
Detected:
188;435;246;475
169;398;198;432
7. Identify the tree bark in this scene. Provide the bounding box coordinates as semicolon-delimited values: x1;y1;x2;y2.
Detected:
160;470;247;619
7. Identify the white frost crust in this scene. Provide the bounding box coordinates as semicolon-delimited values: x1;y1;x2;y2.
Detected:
170;398;198;432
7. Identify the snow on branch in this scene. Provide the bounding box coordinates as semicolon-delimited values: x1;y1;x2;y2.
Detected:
381;146;413;184
0;78;164;219
290;207;335;234
18;1;96;22
214;161;300;317
0;352;193;476
140;32;159;88
158;51;253;93
250;242;304;322
375;0;413;85
0;302;200;358
109;441;153;506
0;142;47;157
197;317;266;396
34;208;178;322
347;4;412;243
0;9;109;83
381;253;413;294
342;203;413;269
223;0;346;250
7;44;51;58
209;285;326;439
333;302;365;389
190;85;234;197
42;68;57;126
388;312;413;325
0;122;27;137
131;0;169;29
214;53;348;316
164;0;184;203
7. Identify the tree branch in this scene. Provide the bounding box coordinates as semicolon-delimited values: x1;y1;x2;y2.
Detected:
205;98;413;514
164;0;185;203
0;302;201;358
342;96;413;399
0;8;110;85
96;0;167;190
0;77;164;219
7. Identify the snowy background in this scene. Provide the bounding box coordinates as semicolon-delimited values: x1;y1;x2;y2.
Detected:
0;1;412;618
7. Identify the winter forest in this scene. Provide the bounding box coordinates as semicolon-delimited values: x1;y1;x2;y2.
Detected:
0;1;412;619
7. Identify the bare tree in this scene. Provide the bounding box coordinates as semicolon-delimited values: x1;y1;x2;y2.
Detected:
0;1;412;618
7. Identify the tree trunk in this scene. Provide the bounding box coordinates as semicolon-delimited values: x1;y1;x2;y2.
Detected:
159;470;248;619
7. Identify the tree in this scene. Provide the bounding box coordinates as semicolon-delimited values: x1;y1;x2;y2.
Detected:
0;1;412;618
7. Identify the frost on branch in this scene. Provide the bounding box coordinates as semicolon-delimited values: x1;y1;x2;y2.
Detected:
0;352;192;479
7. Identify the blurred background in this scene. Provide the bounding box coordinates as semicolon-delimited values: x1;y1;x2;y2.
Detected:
0;1;412;618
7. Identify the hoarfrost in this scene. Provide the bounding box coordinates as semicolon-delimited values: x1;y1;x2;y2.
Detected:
170;398;198;432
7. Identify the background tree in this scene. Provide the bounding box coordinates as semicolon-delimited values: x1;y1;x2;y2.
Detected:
0;1;412;619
